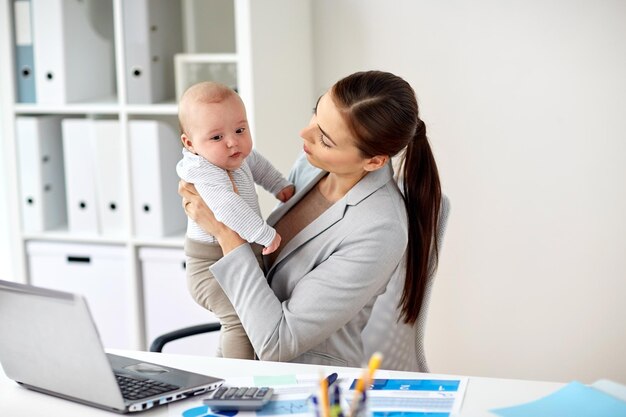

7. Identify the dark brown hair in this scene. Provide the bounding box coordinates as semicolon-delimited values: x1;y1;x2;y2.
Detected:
331;70;442;324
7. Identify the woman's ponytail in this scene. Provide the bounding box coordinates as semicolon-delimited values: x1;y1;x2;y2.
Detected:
399;120;441;324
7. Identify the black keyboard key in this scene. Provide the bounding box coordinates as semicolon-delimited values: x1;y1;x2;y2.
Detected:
255;387;269;398
223;387;238;398
213;387;228;399
115;374;180;400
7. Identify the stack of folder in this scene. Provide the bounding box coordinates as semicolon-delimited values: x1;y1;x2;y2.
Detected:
16;116;67;233
13;0;36;103
17;117;185;239
13;0;187;105
128;120;187;238
13;0;116;104
61;118;126;236
122;0;183;104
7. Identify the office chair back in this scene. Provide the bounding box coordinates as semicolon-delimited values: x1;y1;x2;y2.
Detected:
361;195;450;372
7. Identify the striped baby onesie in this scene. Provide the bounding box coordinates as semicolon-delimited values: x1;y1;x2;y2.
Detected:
176;148;291;246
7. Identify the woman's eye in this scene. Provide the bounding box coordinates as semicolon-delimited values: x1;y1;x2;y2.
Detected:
319;134;331;148
236;127;246;134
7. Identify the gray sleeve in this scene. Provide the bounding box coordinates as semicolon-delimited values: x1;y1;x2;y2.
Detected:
246;149;292;195
210;212;406;362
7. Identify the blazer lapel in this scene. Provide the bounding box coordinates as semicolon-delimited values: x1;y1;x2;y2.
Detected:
266;198;347;274
264;163;395;275
266;169;327;227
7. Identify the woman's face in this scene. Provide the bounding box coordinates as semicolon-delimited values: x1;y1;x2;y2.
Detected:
299;92;371;176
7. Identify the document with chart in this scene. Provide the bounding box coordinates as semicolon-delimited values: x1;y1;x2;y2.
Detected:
349;377;468;416
169;374;467;417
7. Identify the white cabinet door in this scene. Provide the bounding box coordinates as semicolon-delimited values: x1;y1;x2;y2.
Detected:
140;247;220;355
27;241;133;349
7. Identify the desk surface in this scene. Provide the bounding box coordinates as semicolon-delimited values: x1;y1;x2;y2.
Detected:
0;350;563;417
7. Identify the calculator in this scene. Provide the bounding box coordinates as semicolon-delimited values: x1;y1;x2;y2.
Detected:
203;386;274;411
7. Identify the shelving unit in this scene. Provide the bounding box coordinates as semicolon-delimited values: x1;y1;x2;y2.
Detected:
0;0;313;352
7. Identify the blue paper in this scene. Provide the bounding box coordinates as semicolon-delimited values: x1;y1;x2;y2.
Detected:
491;381;626;417
349;379;460;392
372;413;449;417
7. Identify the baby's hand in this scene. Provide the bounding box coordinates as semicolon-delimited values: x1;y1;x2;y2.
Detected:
262;233;281;255
276;185;295;202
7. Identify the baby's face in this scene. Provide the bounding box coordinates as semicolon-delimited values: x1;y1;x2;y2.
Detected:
183;94;252;171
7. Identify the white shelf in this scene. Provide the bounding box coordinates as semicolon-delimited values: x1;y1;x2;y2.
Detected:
14;97;120;115
1;0;314;352
14;99;181;116
125;102;178;115
22;230;128;246
21;231;185;248
131;235;186;248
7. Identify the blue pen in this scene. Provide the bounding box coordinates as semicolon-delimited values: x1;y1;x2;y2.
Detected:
325;372;339;387
308;373;337;402
311;394;321;417
330;385;342;417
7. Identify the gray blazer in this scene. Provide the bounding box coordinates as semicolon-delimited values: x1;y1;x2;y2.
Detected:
211;153;408;367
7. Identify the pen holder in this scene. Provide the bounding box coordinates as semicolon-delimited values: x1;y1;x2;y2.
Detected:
348;389;370;417
310;386;370;417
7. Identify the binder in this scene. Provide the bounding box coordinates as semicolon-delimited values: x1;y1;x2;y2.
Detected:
13;0;36;103
61;118;99;234
31;0;115;104
92;120;126;237
128;120;186;238
16;116;67;233
122;0;182;103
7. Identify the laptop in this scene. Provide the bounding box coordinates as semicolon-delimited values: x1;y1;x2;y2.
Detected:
0;280;223;413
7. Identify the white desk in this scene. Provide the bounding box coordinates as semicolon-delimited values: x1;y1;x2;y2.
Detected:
0;350;563;416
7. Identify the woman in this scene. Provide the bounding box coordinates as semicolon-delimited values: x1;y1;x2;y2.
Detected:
180;70;442;367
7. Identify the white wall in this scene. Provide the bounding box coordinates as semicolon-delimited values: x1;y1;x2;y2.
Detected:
312;0;626;383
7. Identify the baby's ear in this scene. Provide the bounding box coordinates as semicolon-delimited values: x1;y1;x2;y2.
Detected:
180;133;193;151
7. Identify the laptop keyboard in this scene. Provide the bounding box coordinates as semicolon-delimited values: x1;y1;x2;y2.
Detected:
115;374;180;400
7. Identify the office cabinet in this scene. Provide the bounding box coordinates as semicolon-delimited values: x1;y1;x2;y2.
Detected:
140;247;219;355
1;0;313;350
26;241;133;349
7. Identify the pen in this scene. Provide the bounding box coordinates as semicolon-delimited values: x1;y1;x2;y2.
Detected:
320;372;330;417
311;395;321;417
325;372;339;387
330;384;343;417
308;372;338;403
348;352;383;417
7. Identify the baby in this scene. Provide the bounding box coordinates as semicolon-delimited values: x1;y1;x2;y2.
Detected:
176;81;294;359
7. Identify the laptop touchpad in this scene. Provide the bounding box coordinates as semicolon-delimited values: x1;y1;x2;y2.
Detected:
124;363;169;375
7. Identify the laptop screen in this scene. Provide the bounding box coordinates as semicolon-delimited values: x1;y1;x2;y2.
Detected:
0;281;126;409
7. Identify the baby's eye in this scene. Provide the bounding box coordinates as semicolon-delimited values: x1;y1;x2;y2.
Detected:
235;127;246;134
210;135;223;141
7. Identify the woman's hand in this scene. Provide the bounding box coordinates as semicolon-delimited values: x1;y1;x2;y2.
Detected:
178;180;245;254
